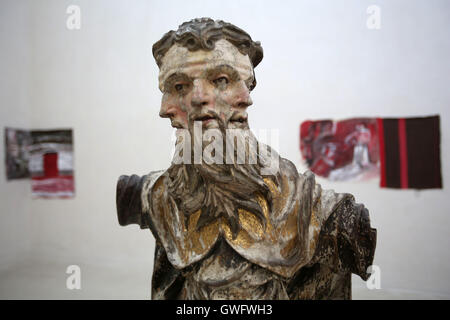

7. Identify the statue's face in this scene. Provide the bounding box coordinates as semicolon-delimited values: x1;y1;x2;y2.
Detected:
158;39;254;130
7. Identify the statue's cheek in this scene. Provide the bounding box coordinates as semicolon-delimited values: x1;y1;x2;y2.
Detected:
222;83;251;107
178;96;189;112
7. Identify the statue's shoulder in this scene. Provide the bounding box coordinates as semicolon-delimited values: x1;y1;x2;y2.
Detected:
275;157;321;190
277;157;317;186
279;157;300;178
143;170;166;192
142;170;167;211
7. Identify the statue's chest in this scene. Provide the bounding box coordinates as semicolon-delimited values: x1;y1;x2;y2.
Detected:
180;240;289;299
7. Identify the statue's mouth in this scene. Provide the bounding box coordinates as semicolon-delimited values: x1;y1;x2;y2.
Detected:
195;113;216;123
192;113;219;129
228;113;248;129
229;114;248;124
192;112;248;129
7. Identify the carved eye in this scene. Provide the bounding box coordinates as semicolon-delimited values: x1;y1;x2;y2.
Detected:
175;83;184;92
213;76;229;86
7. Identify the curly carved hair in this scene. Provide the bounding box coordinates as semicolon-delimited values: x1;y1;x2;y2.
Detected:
152;18;263;89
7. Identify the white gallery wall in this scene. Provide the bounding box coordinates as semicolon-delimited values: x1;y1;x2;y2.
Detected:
0;0;449;299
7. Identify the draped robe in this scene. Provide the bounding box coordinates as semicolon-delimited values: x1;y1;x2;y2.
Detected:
116;158;376;299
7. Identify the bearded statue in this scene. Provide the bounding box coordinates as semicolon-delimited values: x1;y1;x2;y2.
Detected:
116;18;377;300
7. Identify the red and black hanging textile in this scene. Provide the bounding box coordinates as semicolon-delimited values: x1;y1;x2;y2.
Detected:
377;115;442;189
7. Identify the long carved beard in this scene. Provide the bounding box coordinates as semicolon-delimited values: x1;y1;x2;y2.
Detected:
166;126;275;239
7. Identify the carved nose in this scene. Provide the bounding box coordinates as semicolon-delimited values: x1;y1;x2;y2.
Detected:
159;110;172;118
236;95;253;109
234;82;253;108
191;79;212;108
160;104;175;118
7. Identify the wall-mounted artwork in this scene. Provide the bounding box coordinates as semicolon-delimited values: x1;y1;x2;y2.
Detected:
29;130;74;198
300;118;379;181
5;128;32;180
4;128;75;198
300;115;442;189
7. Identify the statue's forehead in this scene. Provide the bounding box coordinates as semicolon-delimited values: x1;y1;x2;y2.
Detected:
158;39;253;91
